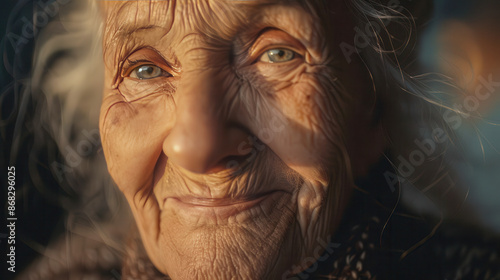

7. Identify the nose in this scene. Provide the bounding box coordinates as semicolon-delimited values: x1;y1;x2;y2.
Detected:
163;70;250;174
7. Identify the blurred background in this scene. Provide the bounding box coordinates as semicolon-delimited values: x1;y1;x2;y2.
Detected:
411;0;500;232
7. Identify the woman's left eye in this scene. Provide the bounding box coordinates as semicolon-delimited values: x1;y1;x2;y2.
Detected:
129;65;170;80
259;48;296;63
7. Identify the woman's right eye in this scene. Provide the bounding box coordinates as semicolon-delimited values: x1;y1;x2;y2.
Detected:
129;65;171;80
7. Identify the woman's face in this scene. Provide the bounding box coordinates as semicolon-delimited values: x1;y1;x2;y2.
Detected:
99;0;379;278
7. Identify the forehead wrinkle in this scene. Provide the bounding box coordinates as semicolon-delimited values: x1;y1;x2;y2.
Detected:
102;0;326;65
174;0;265;44
169;0;301;61
104;0;175;46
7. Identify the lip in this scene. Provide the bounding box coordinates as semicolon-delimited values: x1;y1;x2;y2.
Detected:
164;190;286;222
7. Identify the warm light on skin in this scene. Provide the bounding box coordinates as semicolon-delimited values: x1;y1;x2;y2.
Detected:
99;0;385;279
172;144;181;153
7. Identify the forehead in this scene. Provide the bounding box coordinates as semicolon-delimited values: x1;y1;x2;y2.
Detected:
102;0;320;44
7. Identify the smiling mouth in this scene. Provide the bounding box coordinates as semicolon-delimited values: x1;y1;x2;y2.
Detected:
173;191;279;207
164;190;287;222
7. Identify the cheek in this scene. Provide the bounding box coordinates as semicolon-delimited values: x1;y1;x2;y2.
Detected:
242;66;349;183
99;92;173;192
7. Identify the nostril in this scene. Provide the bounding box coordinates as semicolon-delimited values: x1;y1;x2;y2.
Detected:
198;133;264;174
210;151;259;175
202;156;245;174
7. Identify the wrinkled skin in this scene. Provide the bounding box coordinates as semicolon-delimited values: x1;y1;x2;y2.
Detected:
99;0;385;279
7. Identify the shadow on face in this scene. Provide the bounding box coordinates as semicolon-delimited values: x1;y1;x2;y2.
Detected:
99;1;385;279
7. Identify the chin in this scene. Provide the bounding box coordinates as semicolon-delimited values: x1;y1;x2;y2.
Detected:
134;149;339;279
157;192;297;279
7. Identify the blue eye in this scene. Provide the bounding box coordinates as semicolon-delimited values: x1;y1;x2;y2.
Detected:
130;65;169;80
259;48;295;63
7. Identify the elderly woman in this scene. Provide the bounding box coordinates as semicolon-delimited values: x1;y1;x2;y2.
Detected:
4;0;500;279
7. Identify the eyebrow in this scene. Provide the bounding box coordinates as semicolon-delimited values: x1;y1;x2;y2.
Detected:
111;24;165;44
103;24;166;63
